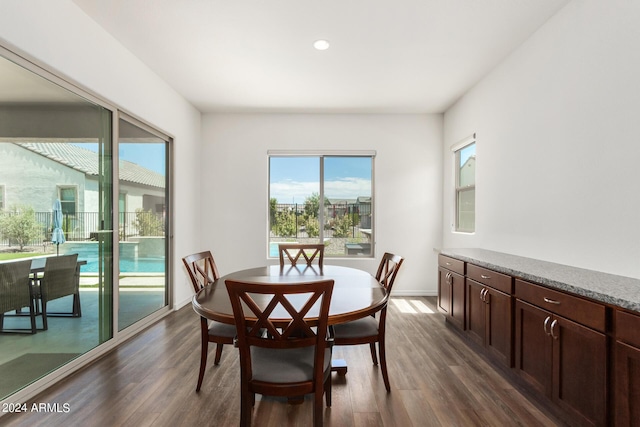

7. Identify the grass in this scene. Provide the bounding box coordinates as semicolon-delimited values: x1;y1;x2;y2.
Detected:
0;252;46;261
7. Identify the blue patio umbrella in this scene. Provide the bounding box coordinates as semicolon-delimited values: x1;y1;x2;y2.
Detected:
51;199;66;255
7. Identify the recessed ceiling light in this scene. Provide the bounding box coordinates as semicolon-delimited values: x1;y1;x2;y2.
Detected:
313;39;330;51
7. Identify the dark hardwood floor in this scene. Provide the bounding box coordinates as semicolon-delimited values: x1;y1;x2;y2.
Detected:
1;297;563;426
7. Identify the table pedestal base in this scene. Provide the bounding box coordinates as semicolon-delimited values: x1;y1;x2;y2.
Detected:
331;359;348;376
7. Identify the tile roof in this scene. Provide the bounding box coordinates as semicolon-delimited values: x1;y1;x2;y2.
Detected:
16;142;165;188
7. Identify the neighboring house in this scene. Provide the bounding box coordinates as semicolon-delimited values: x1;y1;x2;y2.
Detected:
0;141;165;240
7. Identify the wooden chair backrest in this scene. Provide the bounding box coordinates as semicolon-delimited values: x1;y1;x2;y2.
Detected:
225;278;334;370
375;252;404;293
0;259;32;313
182;251;220;293
41;253;79;301
278;244;325;268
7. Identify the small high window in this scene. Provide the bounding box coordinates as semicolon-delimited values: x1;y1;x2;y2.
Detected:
454;137;476;233
58;186;77;216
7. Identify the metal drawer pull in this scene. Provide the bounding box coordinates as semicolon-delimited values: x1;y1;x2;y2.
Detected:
543;297;561;305
550;319;559;340
446;262;452;266
480;275;491;280
543;316;551;335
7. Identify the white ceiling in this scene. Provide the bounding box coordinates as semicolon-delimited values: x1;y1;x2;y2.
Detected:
66;1;570;114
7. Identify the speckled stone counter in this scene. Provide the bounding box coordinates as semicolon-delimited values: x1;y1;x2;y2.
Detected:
440;248;640;313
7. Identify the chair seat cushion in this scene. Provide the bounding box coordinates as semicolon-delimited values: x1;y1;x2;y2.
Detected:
250;346;332;383
333;316;378;339
208;320;237;338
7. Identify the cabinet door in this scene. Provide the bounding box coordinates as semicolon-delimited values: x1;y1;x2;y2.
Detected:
437;267;451;315
486;287;512;367
552;316;606;427
514;299;553;396
615;341;640;427
449;271;465;330
465;279;486;347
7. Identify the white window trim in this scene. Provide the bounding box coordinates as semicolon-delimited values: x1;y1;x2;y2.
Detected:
451;133;476;234
267;151;376;258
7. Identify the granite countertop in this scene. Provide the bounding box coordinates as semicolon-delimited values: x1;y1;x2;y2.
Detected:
439;248;640;313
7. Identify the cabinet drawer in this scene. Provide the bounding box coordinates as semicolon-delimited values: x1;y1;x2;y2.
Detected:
467;264;512;294
616;310;640;348
438;254;464;275
515;279;605;332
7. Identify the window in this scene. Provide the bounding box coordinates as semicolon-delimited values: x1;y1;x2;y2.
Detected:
268;152;374;257
454;137;476;233
58;186;77;216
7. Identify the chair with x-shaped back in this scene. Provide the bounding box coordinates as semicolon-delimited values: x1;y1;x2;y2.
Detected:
226;278;334;427
332;252;404;392
278;243;325;269
182;251;237;391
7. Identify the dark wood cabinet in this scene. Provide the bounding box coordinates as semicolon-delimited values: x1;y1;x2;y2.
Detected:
615;310;640;426
436;251;640;427
515;280;606;427
437;255;465;330
465;265;513;367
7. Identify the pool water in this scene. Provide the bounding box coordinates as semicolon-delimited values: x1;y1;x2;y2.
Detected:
81;257;165;274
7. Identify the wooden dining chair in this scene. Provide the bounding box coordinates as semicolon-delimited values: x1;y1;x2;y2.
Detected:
332;252;404;392
182;251;237;392
278;243;325;269
31;253;81;330
0;259;37;334
225;278;334;427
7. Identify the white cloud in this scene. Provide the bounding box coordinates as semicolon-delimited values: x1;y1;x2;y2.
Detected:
270;178;371;204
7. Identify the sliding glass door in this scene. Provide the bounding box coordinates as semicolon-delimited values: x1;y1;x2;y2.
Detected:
0;53;114;399
0;47;171;401
117;116;169;331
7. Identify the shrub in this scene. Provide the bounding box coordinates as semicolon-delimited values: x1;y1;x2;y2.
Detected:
134;208;164;236
332;214;353;238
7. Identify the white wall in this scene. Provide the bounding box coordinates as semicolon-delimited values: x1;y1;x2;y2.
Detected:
443;0;640;279
202;113;443;295
0;0;203;305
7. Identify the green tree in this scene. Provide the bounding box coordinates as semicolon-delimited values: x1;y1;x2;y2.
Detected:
0;205;43;251
304;192;330;218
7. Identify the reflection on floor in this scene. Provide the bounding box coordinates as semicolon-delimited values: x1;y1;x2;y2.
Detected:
0;276;164;400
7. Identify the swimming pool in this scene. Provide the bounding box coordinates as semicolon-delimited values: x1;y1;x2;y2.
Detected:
81;257;166;274
61;243;165;273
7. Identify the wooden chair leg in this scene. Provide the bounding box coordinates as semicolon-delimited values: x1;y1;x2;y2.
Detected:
196;335;208;392
379;338;390;392
214;343;224;365
325;375;332;407
314;390;323;427
240;387;252;427
369;342;378;365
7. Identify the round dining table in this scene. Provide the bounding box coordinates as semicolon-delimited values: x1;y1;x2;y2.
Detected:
192;264;387;326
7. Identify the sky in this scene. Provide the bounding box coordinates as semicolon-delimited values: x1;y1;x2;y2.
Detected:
73;142;166;175
270;156;372;204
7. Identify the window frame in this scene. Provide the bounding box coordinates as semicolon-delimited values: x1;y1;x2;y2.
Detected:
452;135;476;233
267;150;376;258
0;185;4;210
58;185;78;216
